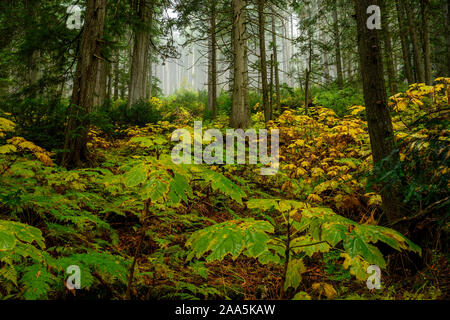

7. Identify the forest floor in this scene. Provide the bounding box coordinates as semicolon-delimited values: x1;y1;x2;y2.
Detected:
0;81;449;300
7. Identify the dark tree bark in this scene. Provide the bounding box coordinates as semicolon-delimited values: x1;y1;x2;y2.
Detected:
421;0;432;85
114;51;120;100
271;6;281;113
258;0;270;122
333;1;344;89
93;59;107;107
107;62;112;101
444;0;450;76
304;27;313;116
380;0;398;95
395;0;414;84
230;0;250;129
147;58;153;99
128;0;153;107
25;0;41;91
402;0;425;83
62;0;107;168
207;1;217;119
353;0;405;225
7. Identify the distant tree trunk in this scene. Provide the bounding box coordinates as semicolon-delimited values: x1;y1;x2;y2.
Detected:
25;0;41;91
128;0;152;107
322;23;331;84
231;0;250;129
395;0;414;84
345;54;353;83
333;1;344;89
107;62;112;101
444;0;450;76
353;0;405;225
114;51;120;100
62;0;107;168
289;14;295;88
207;1;217;119
304;28;312;116
270;53;274;112
402;0;425;83
421;0;432;85
381;0;398;95
147;59;153;99
258;0;270;122
271;6;281;113
282;14;289;85
243;21;250;123
93;59;107;107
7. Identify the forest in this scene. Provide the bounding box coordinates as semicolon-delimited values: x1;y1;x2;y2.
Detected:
0;0;448;301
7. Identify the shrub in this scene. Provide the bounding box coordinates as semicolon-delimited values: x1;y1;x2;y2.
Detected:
314;87;365;117
0;97;67;151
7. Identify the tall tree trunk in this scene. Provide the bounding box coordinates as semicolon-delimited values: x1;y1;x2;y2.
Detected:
25;0;41;91
270;53;274;113
62;0;107;168
271;6;281;113
333;1;344;89
421;0;432;85
147;59;153;98
128;0;153;107
258;0;270;122
304;27;313;116
282;14;289;85
231;0;250;129
114;51;120;100
395;0;414;84
353;0;405;225
444;0;450;76
207;1;217;119
381;0;398;95
107;62;112;101
402;0;425;83
93;59;107;107
322;21;331;84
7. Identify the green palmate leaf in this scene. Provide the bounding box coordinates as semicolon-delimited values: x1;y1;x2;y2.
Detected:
168;173;192;204
200;169;246;204
291;235;331;257
355;224;421;255
130;136;155;148
247;198;280;211
341;253;370;281
142;172;171;202
247;198;309;213
125;165;147;188
0;231;16;251
186;219;274;263
321;223;348;247
284;258;306;291
343;233;386;268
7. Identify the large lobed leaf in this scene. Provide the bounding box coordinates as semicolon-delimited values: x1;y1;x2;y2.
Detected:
186;218;274;263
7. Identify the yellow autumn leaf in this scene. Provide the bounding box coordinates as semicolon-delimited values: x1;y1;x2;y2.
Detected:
307;194;323;203
312;282;337;299
0;144;17;154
